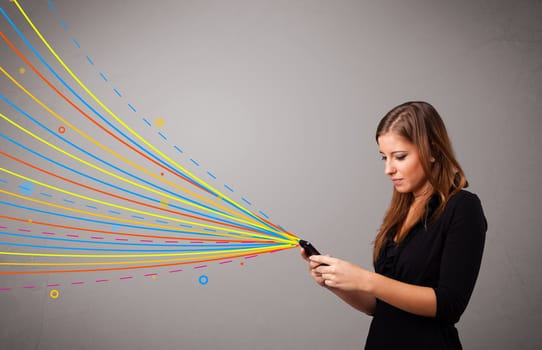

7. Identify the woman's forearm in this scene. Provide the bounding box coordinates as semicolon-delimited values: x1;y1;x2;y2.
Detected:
327;287;376;315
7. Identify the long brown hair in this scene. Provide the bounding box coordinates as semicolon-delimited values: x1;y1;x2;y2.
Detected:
373;101;467;264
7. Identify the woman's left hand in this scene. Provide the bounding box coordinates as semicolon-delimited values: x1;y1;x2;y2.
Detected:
310;255;374;292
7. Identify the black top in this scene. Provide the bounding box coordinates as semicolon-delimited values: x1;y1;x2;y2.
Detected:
365;190;487;350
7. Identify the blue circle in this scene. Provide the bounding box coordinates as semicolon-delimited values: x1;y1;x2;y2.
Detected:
19;181;35;196
198;275;209;285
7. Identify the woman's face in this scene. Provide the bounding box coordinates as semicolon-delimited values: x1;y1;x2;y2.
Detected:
378;132;430;197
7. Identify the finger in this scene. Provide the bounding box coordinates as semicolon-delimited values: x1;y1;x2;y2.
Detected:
309;254;334;265
300;248;309;261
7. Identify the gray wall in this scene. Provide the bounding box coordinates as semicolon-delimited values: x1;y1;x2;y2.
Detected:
0;0;540;349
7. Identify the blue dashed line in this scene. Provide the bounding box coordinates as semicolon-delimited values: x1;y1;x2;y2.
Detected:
204;228;217;232
47;0;56;12
63;199;74;204
113;88;122;97
0;179;7;184
131;215;144;220
190;158;199;166
40;192;52;197
99;72;108;82
242;197;252;205
155;219;168;224
259;210;269;219
85;205;98;210
143;118;151;127
86;55;94;65
206;171;216;179
174;145;183;154
59;20;68;30
179;224;192;228
224;184;234;192
72;38;80;48
108;210;121;215
128;103;137;112
158;132;167;141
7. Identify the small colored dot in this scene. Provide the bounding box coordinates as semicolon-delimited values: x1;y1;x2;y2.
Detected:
198;275;209;285
240;262;245;266
151;275;157;280
58;126;66;134
49;289;59;299
160;172;164;176
19;67;26;74
155;118;165;127
28;219;33;223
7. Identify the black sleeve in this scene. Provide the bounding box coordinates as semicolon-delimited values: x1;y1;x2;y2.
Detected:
434;192;487;324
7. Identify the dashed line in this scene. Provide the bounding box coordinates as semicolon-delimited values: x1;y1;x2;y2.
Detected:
131;215;144;220
120;276;133;280
242;197;251;205
96;279;109;283
127;103;137;112
99;72;108;82
71;282;84;285
259;211;269;219
169;269;183;273
108;210;120;215
194;265;207;269
47;0;56;13
59;20;68;30
113;88;122;97
85;55;94;65
189;158;199;166
206;171;216;179
40;192;52;197
0;178;7;183
72;38;81;48
173;145;183;154
224;184;234;192
142;117;151;127
62;198;74;204
85;205;98;210
158;132;167;141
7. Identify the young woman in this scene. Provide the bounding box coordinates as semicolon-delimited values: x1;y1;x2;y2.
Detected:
302;101;486;349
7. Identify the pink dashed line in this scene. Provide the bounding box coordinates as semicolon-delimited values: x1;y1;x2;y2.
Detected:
165;240;178;243
194;265;207;269
219;260;233;264
71;282;84;285
0;226;7;229
47;283;60;287
91;236;104;240
115;238;128;241
0;288;12;291
245;255;258;259
140;239;153;243
169;269;183;273
95;279;109;283
190;241;204;244
18;229;31;232
23;285;36;289
120;276;133;280
42;231;55;235
144;273;157;277
67;234;79;238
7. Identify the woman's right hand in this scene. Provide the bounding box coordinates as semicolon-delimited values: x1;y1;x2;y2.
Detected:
301;248;326;287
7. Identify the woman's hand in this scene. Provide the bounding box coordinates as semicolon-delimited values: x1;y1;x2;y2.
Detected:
300;248;327;286
309;255;375;292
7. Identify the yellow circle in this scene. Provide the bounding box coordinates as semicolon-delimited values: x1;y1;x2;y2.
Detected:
151;275;157;280
19;67;26;74
50;289;59;299
155;118;165;127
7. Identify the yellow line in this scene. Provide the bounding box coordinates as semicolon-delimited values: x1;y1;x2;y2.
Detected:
12;0;294;241
0;244;293;258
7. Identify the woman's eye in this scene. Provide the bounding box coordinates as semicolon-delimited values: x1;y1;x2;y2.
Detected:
380;156;387;161
396;154;407;161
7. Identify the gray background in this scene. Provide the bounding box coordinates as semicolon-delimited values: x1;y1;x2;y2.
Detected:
1;0;541;349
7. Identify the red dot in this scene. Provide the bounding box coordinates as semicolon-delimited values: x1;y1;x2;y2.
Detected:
58;126;66;134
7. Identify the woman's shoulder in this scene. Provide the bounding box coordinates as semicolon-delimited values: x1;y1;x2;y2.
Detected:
445;189;486;222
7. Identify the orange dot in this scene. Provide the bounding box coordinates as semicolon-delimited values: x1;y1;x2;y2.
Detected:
28;219;33;223
155;118;165;127
58;126;66;134
240;262;245;266
19;67;26;74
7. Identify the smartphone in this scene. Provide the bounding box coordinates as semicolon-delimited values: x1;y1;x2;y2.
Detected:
299;239;321;257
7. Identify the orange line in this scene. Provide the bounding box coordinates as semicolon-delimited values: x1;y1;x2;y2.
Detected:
0;215;267;243
0;247;291;274
0;150;267;235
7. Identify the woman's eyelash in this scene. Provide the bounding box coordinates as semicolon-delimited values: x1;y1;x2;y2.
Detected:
396;154;406;160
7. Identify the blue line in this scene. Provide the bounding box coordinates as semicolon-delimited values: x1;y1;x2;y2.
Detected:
86;55;94;65
158;132;167;141
242;197;251;205
0;8;283;236
179;224;192;228
108;210;121;215
40;192;52;197
204;228;217;232
190;159;200;166
0;179;7;184
259;211;269;219
113;88;122;97
143;118;151;127
128;103;137;112
47;0;56;13
131;215;144;220
0;201;256;239
63;199;74;204
0;231;270;249
224;184;234;193
85;205;98;210
72;38;80;48
174;145;183;154
1;134;272;235
59;20;68;30
206;171;216;179
155;219;168;224
99;72;108;82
